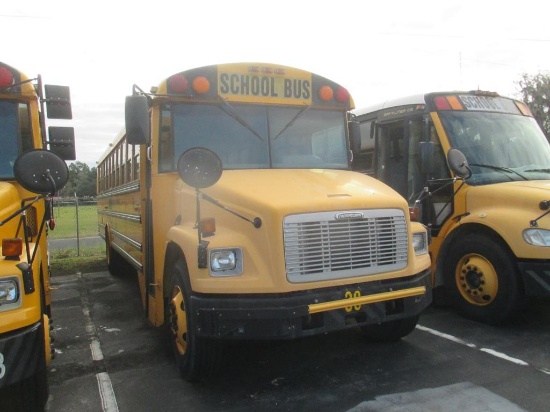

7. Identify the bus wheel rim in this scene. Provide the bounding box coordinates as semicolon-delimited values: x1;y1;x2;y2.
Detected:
170;286;188;355
455;253;498;306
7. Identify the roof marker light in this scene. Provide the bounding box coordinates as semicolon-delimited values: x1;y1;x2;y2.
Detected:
192;76;210;94
447;96;463;110
319;85;334;101
516;101;533;117
168;74;189;93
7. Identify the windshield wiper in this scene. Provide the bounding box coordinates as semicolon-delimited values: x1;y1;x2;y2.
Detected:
524;168;550;173
218;97;264;141
272;107;310;141
469;163;529;181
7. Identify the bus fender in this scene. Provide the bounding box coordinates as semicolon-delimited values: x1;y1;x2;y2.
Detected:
434;222;514;289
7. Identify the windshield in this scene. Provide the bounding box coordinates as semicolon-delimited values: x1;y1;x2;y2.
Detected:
158;103;349;172
440;111;550;184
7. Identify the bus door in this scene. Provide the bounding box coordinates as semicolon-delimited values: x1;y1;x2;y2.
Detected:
374;115;452;233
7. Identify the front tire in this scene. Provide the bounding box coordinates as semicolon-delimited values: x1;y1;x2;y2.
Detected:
445;233;522;324
167;258;222;382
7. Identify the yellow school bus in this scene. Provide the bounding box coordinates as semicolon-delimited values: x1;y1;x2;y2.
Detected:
97;62;431;381
0;62;75;410
353;90;550;324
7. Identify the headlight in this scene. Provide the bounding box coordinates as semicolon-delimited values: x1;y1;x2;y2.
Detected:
0;278;19;305
210;248;243;276
412;232;428;255
523;228;550;246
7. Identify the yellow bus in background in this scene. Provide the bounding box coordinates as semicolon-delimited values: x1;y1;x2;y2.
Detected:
97;62;431;382
353;90;550;324
0;62;75;410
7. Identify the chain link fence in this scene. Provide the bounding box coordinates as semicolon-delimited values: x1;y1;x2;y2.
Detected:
48;198;105;259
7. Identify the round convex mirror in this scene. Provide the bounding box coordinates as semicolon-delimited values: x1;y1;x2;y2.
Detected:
447;148;471;179
177;147;223;189
13;149;69;194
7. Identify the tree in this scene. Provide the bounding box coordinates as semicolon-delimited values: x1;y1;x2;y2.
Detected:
517;72;550;140
59;161;97;198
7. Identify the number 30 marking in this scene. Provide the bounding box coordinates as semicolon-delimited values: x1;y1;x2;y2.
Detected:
0;353;6;379
344;290;362;312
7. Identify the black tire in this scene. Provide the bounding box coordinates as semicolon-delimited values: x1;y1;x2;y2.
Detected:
167;258;222;382
445;233;522;324
361;315;419;342
0;355;48;412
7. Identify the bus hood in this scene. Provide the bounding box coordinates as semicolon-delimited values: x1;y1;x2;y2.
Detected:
466;180;550;219
200;169;408;216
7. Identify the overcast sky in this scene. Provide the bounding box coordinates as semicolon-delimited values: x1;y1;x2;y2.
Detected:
3;0;550;166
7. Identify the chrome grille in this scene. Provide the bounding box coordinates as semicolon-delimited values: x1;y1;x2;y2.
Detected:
284;209;408;282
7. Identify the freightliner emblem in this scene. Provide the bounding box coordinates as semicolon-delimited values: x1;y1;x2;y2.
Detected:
335;212;364;220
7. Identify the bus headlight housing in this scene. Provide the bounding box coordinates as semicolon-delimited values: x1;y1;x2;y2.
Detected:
412;232;429;255
0;277;20;308
210;248;243;276
523;228;550;247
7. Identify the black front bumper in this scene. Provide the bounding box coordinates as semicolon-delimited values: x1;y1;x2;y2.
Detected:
0;321;45;388
189;268;432;340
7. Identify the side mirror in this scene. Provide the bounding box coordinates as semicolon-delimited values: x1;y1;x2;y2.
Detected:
447;148;471;179
44;85;72;120
125;95;150;145
13;149;69;195
48;126;76;160
348;121;361;157
177;147;223;189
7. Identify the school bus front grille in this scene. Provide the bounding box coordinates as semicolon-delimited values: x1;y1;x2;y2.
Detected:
283;209;408;282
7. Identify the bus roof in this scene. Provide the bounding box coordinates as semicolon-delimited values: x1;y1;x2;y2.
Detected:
353;90;521;118
353;94;426;117
97;128;126;165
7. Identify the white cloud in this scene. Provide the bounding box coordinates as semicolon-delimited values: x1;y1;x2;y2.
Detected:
2;0;550;165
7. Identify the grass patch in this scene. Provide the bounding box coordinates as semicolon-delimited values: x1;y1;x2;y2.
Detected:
51;255;107;276
49;204;98;239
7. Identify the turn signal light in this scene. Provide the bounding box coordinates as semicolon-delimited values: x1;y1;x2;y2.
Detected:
409;207;420;221
2;238;23;258
200;218;216;237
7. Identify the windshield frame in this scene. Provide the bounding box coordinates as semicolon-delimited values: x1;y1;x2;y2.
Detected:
157;102;350;172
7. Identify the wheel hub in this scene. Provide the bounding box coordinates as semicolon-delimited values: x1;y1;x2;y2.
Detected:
456;254;498;306
170;286;188;355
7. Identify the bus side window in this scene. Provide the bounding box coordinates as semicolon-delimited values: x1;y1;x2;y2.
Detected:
159;108;174;173
18;103;33;153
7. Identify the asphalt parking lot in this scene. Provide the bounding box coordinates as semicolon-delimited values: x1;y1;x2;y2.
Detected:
45;270;550;412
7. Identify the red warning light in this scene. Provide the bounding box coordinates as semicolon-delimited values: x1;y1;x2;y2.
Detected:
168;74;189;93
0;67;14;88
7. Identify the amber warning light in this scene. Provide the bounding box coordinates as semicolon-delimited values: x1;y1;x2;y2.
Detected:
2;238;23;259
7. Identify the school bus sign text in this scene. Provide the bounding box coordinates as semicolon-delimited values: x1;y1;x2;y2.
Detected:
218;68;312;105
